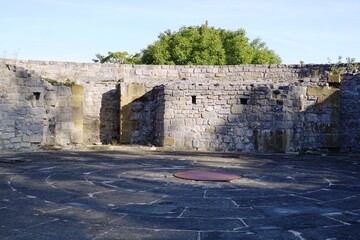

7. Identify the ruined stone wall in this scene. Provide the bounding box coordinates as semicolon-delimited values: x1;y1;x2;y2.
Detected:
127;85;165;145
120;65;354;153
0;63;83;150
0;65;45;150
340;74;360;152
144;79;340;153
1;59;359;153
2;60;122;145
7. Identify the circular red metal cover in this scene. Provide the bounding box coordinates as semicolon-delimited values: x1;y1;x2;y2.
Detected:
173;170;240;181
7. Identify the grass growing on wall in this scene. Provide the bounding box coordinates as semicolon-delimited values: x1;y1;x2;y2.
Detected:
42;78;75;87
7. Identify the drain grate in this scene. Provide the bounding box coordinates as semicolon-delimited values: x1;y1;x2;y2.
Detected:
174;170;240;182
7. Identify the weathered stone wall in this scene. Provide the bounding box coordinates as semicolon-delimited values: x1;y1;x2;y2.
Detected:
2;60;122;145
340;74;360;152
118;64;355;153
0;64;83;150
148;79;340;153
1;59;359;153
0;65;45;150
127;85;165;145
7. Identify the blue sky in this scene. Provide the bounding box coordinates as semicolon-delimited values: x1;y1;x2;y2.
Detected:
1;0;359;64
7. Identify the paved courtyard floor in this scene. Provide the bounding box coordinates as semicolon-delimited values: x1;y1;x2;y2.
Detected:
0;148;359;239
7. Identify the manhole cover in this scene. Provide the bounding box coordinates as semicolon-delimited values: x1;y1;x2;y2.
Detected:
173;170;240;182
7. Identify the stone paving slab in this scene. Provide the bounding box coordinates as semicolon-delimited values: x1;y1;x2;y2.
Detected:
0;149;359;239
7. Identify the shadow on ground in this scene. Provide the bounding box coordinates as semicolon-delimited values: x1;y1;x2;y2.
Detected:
0;149;359;239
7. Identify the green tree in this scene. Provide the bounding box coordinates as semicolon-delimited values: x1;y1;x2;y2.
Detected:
142;31;173;64
94;51;141;64
220;29;253;64
96;23;281;65
250;38;281;64
142;23;226;65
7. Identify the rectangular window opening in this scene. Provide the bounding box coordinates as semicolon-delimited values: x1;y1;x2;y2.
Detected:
33;92;41;100
191;96;197;104
240;98;248;105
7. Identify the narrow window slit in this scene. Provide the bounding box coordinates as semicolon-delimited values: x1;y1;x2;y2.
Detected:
192;96;197;104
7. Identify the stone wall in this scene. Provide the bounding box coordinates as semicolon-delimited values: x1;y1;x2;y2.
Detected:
0;65;45;150
1;60;122;145
340;74;360;152
1;59;359;153
134;79;340;153
127;85;165;145
0;64;82;150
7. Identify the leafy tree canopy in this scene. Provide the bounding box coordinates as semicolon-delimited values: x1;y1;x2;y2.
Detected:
94;51;141;64
95;22;281;65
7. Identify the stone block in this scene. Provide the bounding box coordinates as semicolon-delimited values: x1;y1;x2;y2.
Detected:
22;135;30;142
163;113;174;119
68;95;83;107
166;124;177;132
178;84;188;90
45;99;56;107
231;105;243;114
30;134;43;143
57;97;68;107
192;140;199;148
72;107;83;126
0;105;11;112
57;113;72;122
127;83;145;99
215;126;227;135
206;127;215;134
29;87;44;93
10;137;22;143
233;128;245;136
196;118;207;125
57;86;72;96
184;119;195;126
172;91;184;97
57;122;74;130
316;91;340;108
120;119;138;144
227;115;239;123
201;111;217;119
171;119;184;125
169;132;183;138
327;73;341;83
15;68;27;78
167;70;179;77
163;137;175;146
307;86;338;97
29;107;43;115
45;91;57;100
71;85;84;95
259;114;272;122
305;113;319;122
71;128;83;144
29;124;42;132
217;108;231;115
17;108;28;115
205;106;214;112
55;131;71;145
